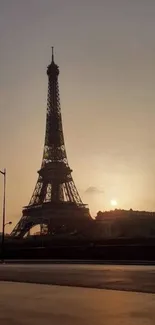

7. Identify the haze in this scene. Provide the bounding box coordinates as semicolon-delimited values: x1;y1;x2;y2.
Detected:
0;0;155;230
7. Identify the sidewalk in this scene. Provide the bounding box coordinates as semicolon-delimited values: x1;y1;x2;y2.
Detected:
0;282;155;325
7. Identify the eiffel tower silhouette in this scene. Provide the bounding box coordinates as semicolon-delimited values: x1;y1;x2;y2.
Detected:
12;48;91;238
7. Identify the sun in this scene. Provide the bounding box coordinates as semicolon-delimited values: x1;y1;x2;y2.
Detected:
110;199;117;207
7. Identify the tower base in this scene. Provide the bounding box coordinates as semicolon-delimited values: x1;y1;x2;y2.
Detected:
11;202;91;238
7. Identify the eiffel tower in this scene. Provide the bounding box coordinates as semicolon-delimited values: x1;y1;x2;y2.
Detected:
11;48;91;238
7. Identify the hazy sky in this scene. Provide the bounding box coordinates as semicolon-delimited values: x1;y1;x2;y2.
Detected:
0;0;155;229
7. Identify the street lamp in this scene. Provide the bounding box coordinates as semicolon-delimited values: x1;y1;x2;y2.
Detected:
0;168;6;262
1;221;12;263
5;221;12;227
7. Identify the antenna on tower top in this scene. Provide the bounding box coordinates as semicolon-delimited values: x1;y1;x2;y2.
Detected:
51;46;54;62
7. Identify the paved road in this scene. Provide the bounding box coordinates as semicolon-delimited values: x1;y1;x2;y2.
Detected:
1;264;155;293
0;281;155;325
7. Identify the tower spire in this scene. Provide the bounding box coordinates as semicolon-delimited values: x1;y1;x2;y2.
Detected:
51;46;54;63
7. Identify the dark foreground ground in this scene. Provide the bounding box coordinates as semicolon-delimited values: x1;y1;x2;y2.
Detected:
4;237;155;260
0;281;155;325
1;263;155;293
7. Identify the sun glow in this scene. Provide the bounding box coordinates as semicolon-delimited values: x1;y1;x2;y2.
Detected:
110;199;117;207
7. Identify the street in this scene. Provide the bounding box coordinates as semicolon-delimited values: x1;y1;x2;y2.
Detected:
0;263;155;293
0;264;155;324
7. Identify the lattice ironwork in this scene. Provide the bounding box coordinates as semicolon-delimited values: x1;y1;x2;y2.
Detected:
11;48;90;238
